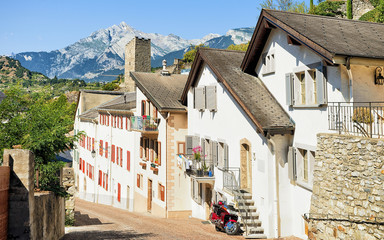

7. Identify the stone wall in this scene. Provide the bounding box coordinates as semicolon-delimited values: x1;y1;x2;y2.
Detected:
63;167;75;222
0;166;10;240
308;133;384;240
3;149;65;240
338;0;375;20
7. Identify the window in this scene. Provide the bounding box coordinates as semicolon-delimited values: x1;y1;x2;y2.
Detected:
111;145;115;163
116;147;120;166
137;174;143;189
141;100;146;116
191;179;202;204
286;63;326;106
185;135;200;156
287;146;316;189
205;86;217;112
262;51;275;75
217;142;228;169
156;141;161;165
177;142;185;155
158;183;165;201
127;151;131;171
120;147;123;167
194;87;205;111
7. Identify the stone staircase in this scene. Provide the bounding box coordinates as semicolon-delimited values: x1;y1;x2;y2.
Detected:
235;190;267;239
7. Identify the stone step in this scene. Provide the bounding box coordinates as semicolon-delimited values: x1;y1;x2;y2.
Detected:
249;227;265;234
235;192;252;199
244;233;268;239
242;219;262;226
240;212;259;219
238;205;257;212
238;199;254;205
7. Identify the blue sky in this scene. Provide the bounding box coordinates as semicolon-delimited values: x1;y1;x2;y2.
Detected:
0;0;310;55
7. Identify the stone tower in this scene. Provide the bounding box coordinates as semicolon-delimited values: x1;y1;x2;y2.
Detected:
124;37;151;92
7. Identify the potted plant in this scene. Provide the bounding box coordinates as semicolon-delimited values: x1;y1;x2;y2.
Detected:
193;146;203;176
203;161;210;176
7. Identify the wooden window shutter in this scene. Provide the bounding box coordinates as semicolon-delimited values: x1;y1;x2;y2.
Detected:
120;148;123;167
192;136;200;149
293;73;301;105
161;185;165;201
112;145;115;163
158;141;161;165
186;136;193;156
117;183;121;202
200;138;205;161
285;73;294;106
316;67;327;104
105;142;108;158
106;174;108;190
212;141;218;167
127;151;131;171
79;158;82;170
99;170;102;186
120;116;123;129
125;117;128;130
288;146;297;181
194;87;205;111
205;86;217;112
99;114;102;124
140;138;143;158
116;147;120;165
141;100;146;116
224;143;229;169
92;138;95;151
99;140;103;156
137;174;140;188
146;140;149;160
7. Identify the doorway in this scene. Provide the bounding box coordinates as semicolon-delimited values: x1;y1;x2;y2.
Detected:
147;179;152;212
126;185;130;210
204;185;212;220
240;139;252;192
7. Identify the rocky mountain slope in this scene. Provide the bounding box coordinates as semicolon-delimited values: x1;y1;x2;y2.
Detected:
12;23;254;81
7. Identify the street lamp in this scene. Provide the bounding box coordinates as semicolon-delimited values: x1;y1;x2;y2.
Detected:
375;67;384;85
91;150;96;158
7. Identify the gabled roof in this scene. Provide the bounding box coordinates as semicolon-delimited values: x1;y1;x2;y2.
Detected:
242;9;384;74
79;92;136;121
130;72;188;112
181;48;294;135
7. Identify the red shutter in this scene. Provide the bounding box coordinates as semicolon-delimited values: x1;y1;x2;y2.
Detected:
103;173;105;188
99;170;102;186
120;148;123;167
160;185;165;201
140;138;143;158
137;174;140;188
120;116;123;129
158;141;161;166
125;117;128;130
127;151;130;172
105;142;108;158
92;138;95;151
107;115;109;126
117;183;121;202
112;145;115;163
99;140;103;156
99;114;102;124
79;158;82;170
82;160;85;173
106;174;108;190
116;147;119;165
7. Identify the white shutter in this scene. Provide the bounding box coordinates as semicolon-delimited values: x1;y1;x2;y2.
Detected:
205;86;217;112
194;87;205;111
192;136;200;149
285;73;293;106
186;135;193;156
201;138;205;161
224;143;229;169
293;73;301;105
288;146;297;181
212;141;218;167
316;67;327;105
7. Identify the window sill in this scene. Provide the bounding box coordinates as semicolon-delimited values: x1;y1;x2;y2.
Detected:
262;71;275;76
296;181;313;192
292;104;325;108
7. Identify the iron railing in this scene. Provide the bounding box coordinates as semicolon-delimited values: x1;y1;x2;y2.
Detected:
223;167;240;192
130;116;158;132
183;154;214;177
328;102;384;138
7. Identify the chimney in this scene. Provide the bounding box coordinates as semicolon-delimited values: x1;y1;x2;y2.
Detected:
161;59;170;76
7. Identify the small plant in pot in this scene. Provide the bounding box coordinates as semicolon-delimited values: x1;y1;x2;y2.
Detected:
193;146;203;176
203;161;210;176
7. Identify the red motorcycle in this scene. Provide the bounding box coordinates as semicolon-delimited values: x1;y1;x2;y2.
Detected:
209;201;240;235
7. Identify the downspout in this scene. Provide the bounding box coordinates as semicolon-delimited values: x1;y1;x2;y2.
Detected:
92;119;98;203
165;112;170;217
107;111;113;204
268;136;281;238
346;57;354;102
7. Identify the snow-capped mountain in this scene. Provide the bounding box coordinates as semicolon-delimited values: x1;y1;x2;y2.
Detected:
12;22;254;81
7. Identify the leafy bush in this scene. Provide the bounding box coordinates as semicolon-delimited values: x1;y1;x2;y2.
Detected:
102;82;119;91
310;1;345;17
38;160;68;197
227;42;250;51
352;107;373;124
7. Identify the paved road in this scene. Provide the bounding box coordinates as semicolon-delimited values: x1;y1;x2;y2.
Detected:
61;198;244;240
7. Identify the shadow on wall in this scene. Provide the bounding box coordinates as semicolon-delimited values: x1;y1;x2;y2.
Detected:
73;211;110;227
60;230;156;240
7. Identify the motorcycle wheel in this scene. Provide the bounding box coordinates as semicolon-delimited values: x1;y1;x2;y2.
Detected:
215;226;221;232
225;221;240;235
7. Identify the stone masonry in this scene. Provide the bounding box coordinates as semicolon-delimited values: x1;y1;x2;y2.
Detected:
123;37;151;92
63;167;75;222
308;133;384;240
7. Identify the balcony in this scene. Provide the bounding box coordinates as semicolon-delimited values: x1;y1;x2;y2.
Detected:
130;116;158;134
182;155;215;184
328;102;384;138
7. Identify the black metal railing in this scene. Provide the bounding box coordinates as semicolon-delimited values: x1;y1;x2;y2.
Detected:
183;154;214;177
328;102;384;138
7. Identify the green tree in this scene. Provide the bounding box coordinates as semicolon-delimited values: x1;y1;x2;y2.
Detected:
347;0;353;19
227;42;250;51
260;0;308;13
182;44;208;63
0;86;78;195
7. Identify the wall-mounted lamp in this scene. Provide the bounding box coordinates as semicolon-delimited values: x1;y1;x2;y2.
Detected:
91;150;96;158
375;67;384;85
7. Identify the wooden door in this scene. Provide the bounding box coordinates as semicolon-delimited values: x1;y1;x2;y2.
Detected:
126;186;130;209
147;179;152;212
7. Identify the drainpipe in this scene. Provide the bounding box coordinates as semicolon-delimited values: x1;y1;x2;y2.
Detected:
346;57;354;102
165;112;170;217
268;137;281;238
92;119;98;203
107;111;113;204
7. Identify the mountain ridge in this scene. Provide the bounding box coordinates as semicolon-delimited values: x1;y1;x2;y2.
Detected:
11;23;254;81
